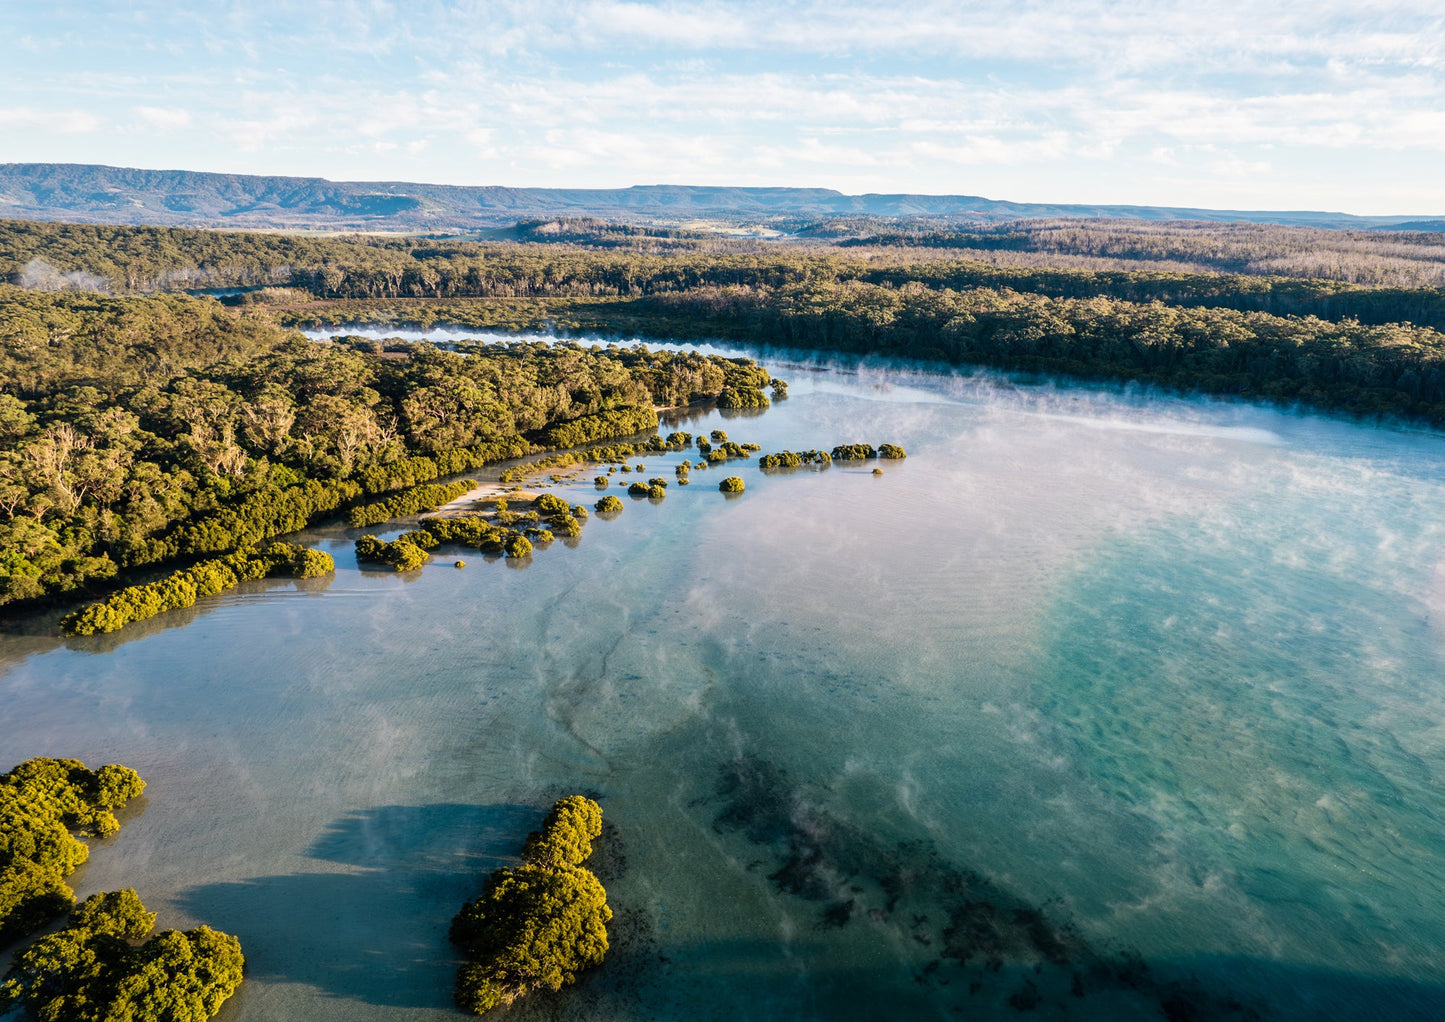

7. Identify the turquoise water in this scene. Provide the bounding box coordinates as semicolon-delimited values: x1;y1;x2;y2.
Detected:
4;339;1445;1019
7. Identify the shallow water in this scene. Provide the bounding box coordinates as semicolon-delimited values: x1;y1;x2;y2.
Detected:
5;338;1445;1019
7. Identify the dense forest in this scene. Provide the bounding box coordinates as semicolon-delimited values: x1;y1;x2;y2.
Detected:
6;216;1445;624
0;283;766;615
627;282;1445;420
6;218;1445;330
832;218;1445;287
285;283;1445;423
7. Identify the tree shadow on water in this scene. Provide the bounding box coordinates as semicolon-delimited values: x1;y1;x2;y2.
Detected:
179;803;535;1010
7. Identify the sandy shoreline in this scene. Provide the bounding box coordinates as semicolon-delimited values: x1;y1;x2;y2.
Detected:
423;482;540;518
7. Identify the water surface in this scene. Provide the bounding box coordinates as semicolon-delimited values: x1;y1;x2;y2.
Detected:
4;338;1445;1019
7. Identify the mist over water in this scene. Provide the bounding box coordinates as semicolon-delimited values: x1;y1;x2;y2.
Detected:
6;337;1445;1018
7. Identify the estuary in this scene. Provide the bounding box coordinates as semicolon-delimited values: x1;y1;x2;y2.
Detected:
4;337;1445;1019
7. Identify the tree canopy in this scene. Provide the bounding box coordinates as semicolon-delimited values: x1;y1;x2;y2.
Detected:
1;889;244;1022
0;758;145;943
449;796;610;1015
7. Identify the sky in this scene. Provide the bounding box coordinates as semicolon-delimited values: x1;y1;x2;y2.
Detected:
3;1;1444;215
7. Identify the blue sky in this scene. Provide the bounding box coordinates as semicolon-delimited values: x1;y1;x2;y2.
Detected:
4;1;1443;214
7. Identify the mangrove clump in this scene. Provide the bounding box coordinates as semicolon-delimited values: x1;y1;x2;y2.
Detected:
0;758;146;943
0;889;243;1022
717;386;770;409
450;796;610;1016
61;542;334;636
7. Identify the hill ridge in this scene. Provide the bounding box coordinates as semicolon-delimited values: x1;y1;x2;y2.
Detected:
0;162;1435;232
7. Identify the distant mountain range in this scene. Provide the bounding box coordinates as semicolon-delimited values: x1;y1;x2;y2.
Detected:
1;163;1439;233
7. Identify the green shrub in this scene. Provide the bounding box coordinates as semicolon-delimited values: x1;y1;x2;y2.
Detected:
522;796;603;868
627;482;650;497
759;451;802;469
710;430;728;441
595;495;624;513
647;485;666;500
717;386;770;409
347;480;477;527
719;476;745;493
61;544;332;636
398;529;441;551
878;443;907;459
504;533;532;558
0;861;73;945
422;516;508;551
1;890;243;1022
538;405;657;448
0;759;145;942
289;547;337;578
533;493;571;516
831;443;877;460
355;536;429;571
549;514;582;538
594;476;608;487
450;797;609;1016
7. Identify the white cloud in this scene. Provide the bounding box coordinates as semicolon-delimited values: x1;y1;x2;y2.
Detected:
0;108;102;133
133;105;192;130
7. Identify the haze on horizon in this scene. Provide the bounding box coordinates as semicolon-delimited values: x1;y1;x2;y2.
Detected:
3;1;1443;218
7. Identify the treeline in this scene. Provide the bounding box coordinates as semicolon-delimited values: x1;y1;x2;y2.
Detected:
827;217;1445;288
450;796;610;1015
0;757;145;943
61;541;334;636
10;217;1445;333
627;282;1445;421
500;217;707;251
284;287;1445;424
0;285;758;613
